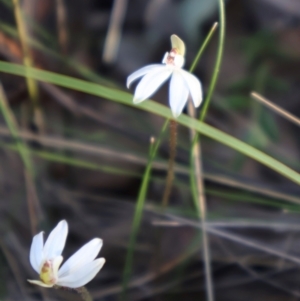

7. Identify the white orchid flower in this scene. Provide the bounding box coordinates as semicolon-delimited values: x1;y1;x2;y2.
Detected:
127;34;203;118
28;220;105;288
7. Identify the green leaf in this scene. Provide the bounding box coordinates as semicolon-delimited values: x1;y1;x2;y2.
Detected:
0;61;299;184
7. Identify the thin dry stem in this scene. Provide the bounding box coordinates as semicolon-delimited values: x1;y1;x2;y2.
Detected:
163;213;300;267
56;0;68;55
12;0;45;133
11;0;39;106
188;101;214;301
251;92;300;127
103;0;128;63
0;125;297;205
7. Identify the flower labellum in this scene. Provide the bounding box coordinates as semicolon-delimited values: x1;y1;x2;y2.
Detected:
127;34;202;118
28;220;105;288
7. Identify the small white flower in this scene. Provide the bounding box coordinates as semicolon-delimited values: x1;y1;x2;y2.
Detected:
28;220;105;288
127;34;203;118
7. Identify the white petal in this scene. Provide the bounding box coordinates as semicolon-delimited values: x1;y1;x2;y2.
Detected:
133;66;172;104
27;279;54;288
162;52;168;64
58;238;102;278
127;64;162;88
29;232;44;273
169;70;189;118
43;220;68;260
57;258;105;288
173;54;185;68
180;70;202;107
52;256;64;279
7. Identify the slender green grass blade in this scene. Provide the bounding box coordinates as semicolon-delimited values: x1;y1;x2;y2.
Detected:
0;85;33;175
200;0;226;122
0;61;299;184
189;22;218;74
121;120;168;299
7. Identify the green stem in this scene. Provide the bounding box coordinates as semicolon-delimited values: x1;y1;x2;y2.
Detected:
121;120;169;300
199;0;226;122
0;85;33;175
189;22;219;73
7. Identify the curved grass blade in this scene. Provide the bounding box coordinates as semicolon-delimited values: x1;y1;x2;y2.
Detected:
0;61;299;184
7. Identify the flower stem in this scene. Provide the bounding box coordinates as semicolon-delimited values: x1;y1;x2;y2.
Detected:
54;285;93;301
161;119;177;207
75;287;93;301
153;120;177;274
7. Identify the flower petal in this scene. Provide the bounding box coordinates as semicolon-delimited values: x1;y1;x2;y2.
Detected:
53;256;64;279
162;52;168;64
127;64;162;88
43;220;68;260
57;258;105;288
27;279;54;288
171;35;185;56
29;231;44;273
133;66;172;104
169;70;189;118
58;238;103;278
180;70;202;107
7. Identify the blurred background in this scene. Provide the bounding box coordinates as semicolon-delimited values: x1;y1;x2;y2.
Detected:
1;0;300;300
